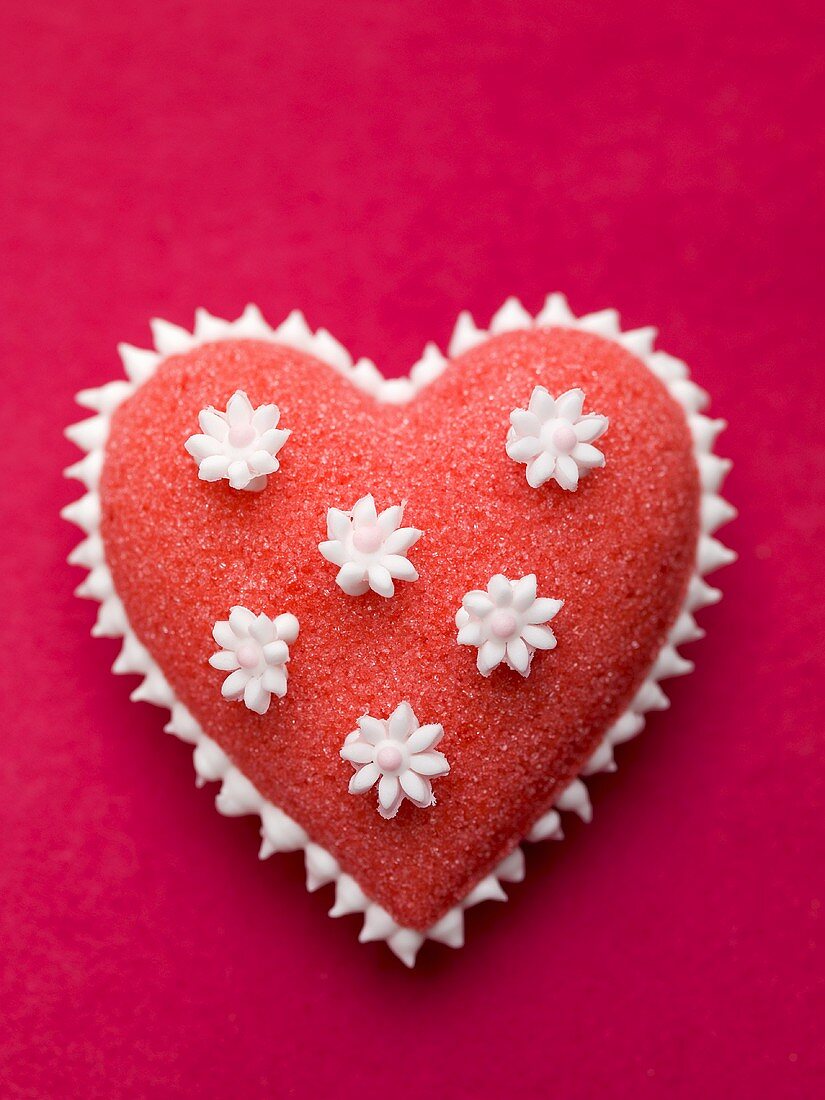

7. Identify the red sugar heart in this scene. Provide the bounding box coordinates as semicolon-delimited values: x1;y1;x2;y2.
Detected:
97;326;699;931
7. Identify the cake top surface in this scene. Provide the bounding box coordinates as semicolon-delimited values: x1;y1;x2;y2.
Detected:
100;327;699;929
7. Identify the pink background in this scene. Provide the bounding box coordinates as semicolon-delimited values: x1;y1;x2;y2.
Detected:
1;1;823;1096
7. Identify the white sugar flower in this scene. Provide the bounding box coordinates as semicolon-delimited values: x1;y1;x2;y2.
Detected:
456;574;563;678
506;386;608;491
209;606;299;714
185;390;290;492
319;494;422;598
341;702;449;819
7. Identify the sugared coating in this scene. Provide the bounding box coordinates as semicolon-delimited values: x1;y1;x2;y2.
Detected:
100;329;700;930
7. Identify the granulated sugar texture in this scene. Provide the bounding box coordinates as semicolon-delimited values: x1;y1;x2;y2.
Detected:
101;329;699;929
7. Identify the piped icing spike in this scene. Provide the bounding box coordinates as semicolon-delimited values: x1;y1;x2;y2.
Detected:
495;848;527;883
617;325;657;356
528;808;564;842
67;532;103;569
193;737;231;788
304;844;341;892
463;875;508;907
448;310;487;357
150;317;196;356
410;342;448;388
701;494;738;535
117;342;161;384
697;535;737;575
64;415;109;454
387;929;426;968
669;610;704;647
686;575;722;611
329;874;369;918
651;645;695;681
91;596;127;638
359;905;399;944
76;380;133;414
697;452;733;494
506;386;609;491
456;574;562;678
646;350;688;383
608;711;644;744
215;768;264;818
689;414;727;453
313;328;353;372
351;357;383;392
233;303;272;338
259;804;307;858
582;736;618;776
319;494;422;598
535;292;576;327
273;309;314;350
185;390;291;492
75;562;113;602
64;450;104;491
670;378;709;413
130;667;174;709
112;632;152;678
378;376;416;404
61;493;101;534
489;296;534;334
426;907;465;949
164;702;202;745
193;307;234;343
209;607;299;714
577;308;621;337
341;702;449;820
632;679;670;714
556;778;593;822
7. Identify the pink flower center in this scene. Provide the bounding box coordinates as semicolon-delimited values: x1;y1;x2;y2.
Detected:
552;422;577;453
228;423;256;448
352;523;383;554
236;642;260;669
376;744;403;772
490;610;518;639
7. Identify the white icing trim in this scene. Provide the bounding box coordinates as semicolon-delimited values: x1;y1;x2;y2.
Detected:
63;296;736;966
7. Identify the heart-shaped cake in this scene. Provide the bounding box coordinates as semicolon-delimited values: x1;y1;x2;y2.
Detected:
64;295;735;965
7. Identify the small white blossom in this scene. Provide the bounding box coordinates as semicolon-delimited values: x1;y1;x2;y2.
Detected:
209;606;299;714
319;494;422;598
185;390;290;492
341;702;449;819
456;574;563;678
506;386;608;491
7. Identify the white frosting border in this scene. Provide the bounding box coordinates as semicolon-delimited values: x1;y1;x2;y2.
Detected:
63;296;736;966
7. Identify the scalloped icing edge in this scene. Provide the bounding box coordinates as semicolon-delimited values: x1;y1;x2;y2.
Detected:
62;295;736;966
